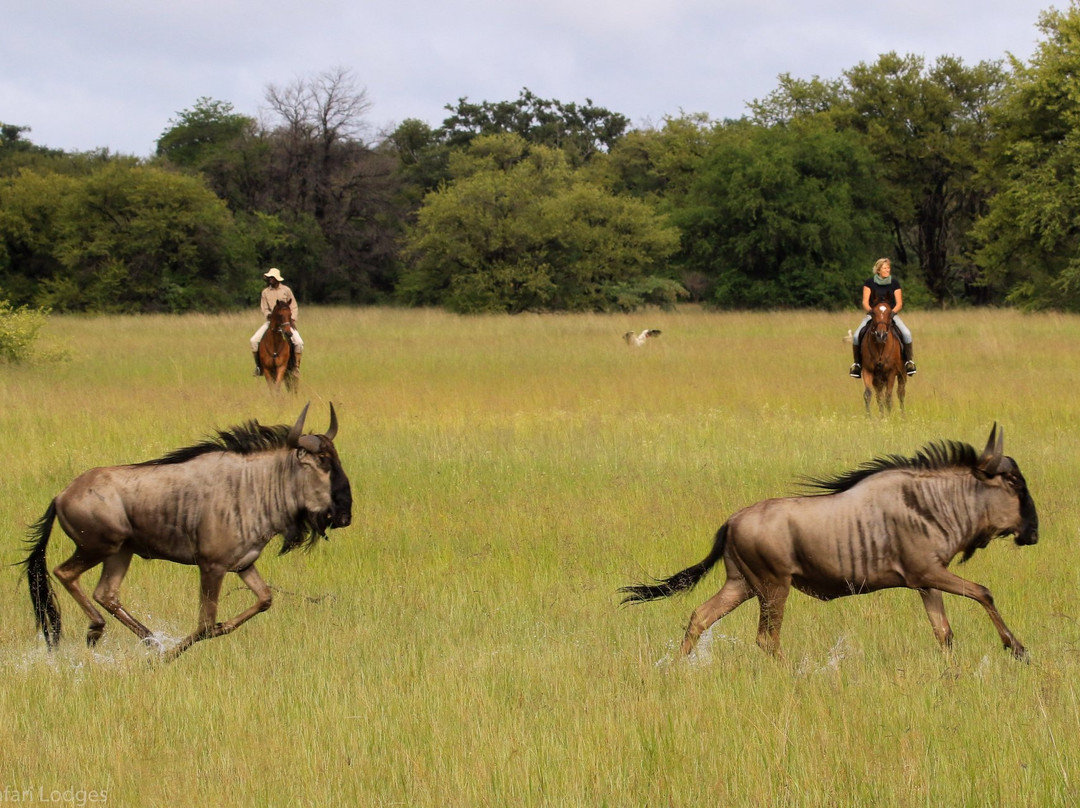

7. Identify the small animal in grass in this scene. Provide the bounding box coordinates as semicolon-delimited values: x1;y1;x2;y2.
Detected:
623;329;661;347
843;329;854;343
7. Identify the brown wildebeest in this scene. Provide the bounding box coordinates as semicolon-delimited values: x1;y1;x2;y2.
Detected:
860;296;906;416
259;299;297;391
620;425;1038;661
22;404;352;661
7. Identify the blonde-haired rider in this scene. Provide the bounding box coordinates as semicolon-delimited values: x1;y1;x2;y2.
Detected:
849;258;915;378
250;268;304;376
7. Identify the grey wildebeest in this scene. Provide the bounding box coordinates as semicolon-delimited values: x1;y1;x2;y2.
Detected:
22;403;352;661
620;425;1038;660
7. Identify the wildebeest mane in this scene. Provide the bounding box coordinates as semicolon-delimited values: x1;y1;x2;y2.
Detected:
138;421;292;466
800;440;979;495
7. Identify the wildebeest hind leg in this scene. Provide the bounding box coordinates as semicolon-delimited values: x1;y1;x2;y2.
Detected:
92;549;153;645
52;549;108;647
918;588;953;650
755;584;791;658
680;577;752;656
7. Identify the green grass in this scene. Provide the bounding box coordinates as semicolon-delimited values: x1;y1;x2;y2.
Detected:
1;305;1079;806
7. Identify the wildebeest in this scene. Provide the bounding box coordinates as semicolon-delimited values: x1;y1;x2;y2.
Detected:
23;403;352;661
620;425;1038;660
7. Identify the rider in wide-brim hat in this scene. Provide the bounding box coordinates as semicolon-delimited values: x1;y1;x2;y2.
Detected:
250;268;304;376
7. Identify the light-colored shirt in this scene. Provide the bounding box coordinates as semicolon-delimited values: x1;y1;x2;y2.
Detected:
260;284;298;321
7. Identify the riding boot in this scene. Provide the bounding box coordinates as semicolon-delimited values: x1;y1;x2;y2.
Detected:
293;352;302;374
904;341;917;376
849;342;862;378
252;351;262;377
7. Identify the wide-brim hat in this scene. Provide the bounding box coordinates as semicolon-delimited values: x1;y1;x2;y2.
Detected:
263;268;284;282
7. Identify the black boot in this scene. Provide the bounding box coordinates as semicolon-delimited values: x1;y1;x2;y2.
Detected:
252;351;262;377
903;342;916;376
849;341;862;378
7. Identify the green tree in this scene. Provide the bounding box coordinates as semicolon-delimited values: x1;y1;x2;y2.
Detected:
36;163;251;312
156;97;255;169
439;88;629;165
974;5;1080;309
752;53;1006;305
675;116;889;309
399;134;682;313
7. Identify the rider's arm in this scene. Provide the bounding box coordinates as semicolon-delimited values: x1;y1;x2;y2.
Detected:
260;290;272;319
861;285;872;313
893;288;903;314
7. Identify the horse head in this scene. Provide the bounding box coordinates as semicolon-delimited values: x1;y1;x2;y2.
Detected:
869;298;893;345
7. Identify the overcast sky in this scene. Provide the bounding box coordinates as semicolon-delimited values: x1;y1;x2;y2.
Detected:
3;0;1057;157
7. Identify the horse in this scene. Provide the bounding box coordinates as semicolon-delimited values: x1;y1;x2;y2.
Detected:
620;424;1038;661
22;404;352;661
859;295;905;416
259;299;297;391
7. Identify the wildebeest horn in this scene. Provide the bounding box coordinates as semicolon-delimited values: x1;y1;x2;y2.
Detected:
977;422;1005;474
325;402;338;441
287;403;311;448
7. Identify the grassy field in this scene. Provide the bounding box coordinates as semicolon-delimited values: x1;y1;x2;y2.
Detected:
1;305;1078;806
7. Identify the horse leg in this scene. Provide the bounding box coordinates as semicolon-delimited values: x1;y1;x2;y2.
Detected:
92;548;153;646
918;588;953;651
165;564;227;662
915;567;1027;661
897;374;906;415
52;549;108;648
862;378;873;417
680;576;753;656
755;582;791;658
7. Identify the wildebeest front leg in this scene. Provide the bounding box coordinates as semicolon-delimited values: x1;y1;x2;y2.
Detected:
918;588;953;651
165;565;228;662
918;568;1027;661
164;564;273;662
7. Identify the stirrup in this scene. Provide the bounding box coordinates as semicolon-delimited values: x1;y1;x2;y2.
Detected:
905;361;917;376
253;366;262;377
849;363;862;378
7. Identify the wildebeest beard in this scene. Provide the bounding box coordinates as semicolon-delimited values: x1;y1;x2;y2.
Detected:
280;509;331;554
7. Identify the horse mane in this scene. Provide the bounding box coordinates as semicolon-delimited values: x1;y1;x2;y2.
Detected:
138;421;292;466
800;440;979;495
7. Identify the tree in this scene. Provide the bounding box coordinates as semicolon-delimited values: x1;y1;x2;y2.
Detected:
156;98;255;168
674;116;889;309
752;53;1007;305
973;5;1080;309
399;134;682;313
439;88;629;164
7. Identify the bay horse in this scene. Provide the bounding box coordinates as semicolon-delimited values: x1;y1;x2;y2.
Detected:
620;424;1038;661
22;404;352;661
259;299;297;391
860;295;905;416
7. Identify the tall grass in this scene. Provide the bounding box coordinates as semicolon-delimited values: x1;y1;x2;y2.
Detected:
1;306;1078;806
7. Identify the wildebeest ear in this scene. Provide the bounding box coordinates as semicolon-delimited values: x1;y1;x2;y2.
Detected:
976;422;1006;475
325;402;338;441
288;402;311;448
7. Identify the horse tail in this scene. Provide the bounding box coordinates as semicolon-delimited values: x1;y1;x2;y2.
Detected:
619;523;729;604
21;501;61;649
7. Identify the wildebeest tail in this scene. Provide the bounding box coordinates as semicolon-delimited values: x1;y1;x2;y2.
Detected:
21;500;61;649
619;523;729;604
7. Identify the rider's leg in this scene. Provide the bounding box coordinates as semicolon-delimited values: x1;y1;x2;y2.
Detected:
290;328;303;371
849;315;869;378
894;316;916;375
251;323;268;376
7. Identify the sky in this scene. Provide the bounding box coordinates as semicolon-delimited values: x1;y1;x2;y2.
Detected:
2;0;1059;157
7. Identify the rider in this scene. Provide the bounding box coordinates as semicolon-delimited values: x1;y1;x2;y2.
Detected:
849;258;916;378
250;268;303;376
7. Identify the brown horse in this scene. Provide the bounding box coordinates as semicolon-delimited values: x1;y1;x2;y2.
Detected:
860;296;905;416
259;299;297;391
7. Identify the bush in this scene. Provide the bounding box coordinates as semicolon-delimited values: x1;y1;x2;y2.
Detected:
0;297;51;362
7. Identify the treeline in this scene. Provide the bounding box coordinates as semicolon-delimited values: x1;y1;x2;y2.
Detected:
3;5;1080;314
